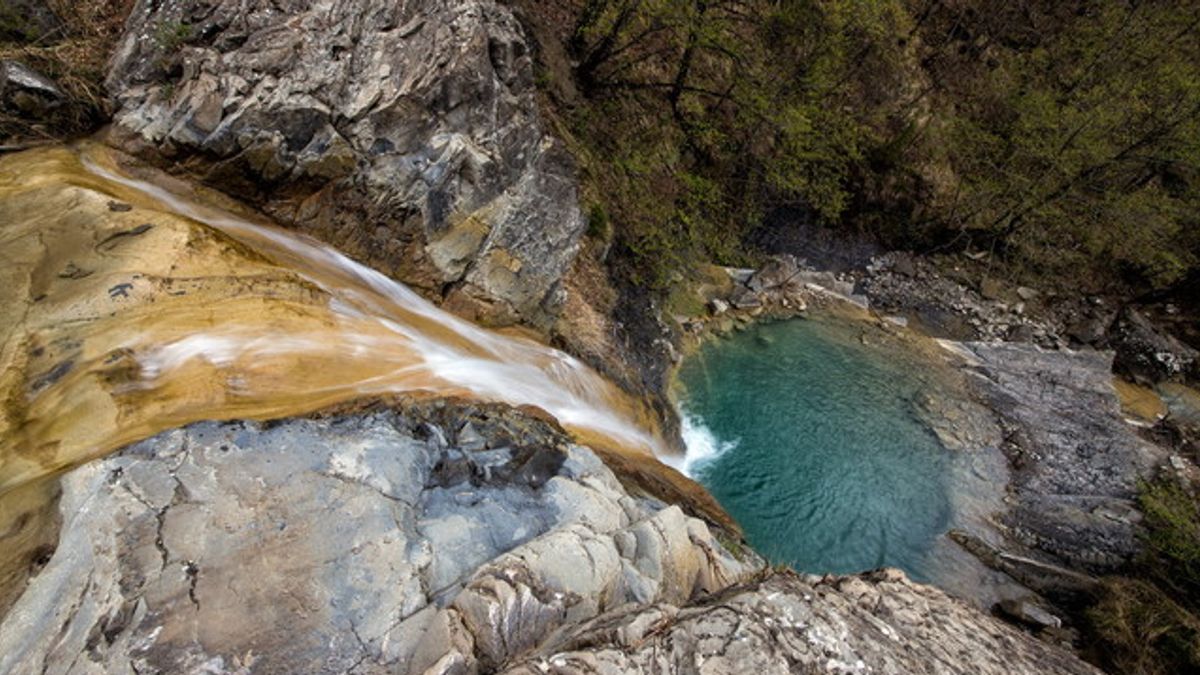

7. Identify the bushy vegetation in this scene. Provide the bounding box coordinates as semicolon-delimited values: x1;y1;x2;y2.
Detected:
542;0;1200;295
1086;479;1200;674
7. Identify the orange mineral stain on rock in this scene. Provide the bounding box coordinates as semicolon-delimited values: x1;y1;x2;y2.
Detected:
0;144;671;499
1112;378;1168;424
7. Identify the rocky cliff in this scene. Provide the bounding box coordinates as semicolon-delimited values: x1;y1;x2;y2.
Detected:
0;2;1146;673
106;0;584;328
0;399;1100;675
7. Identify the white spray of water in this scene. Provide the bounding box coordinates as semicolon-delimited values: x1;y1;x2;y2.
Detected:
82;157;664;456
663;406;738;478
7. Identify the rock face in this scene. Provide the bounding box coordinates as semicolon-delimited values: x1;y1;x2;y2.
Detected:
106;0;585;327
500;571;1101;675
0;402;759;674
0;399;1103;674
0;59;66;121
1109;306;1199;384
961;343;1163;572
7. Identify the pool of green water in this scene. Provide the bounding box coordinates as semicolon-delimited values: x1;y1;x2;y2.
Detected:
675;317;965;582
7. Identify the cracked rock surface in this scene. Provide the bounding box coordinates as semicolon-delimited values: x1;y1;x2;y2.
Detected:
501;570;1102;675
960;343;1163;572
0;398;1105;674
106;0;585;327
0;403;759;674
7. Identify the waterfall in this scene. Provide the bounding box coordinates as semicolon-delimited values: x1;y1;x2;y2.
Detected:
0;145;665;495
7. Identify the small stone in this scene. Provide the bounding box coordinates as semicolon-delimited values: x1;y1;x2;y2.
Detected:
996;598;1062;629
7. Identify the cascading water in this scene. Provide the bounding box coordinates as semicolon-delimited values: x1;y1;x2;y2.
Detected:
0;144;665;498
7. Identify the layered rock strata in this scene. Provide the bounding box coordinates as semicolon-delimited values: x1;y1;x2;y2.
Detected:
106;0;585;327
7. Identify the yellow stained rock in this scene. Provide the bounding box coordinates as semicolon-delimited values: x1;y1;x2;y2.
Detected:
0;144;671;501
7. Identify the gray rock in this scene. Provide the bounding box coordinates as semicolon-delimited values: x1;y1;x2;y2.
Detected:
1017;286;1040;301
1067;315;1108;345
105;0;585;326
746;255;803;293
502;571;1101;675
1109;306;1198;383
960;343;1164;571
707;297;729;316
892;252;917;277
0;404;760;674
997;597;1062;629
0;60;65;117
728;286;762;310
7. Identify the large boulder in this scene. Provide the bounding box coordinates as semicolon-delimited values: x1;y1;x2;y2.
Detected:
105;0;585;327
960;343;1163;571
0;399;1104;674
1109;306;1199;384
0;402;760;674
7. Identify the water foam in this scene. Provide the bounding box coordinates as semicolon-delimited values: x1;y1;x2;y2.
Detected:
78;152;664;458
665;406;738;478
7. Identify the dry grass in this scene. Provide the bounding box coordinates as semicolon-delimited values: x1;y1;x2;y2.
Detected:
1087;577;1200;675
0;0;132;142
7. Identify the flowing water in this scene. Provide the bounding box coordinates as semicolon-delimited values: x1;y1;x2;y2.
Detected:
0;144;666;500
675;318;1015;593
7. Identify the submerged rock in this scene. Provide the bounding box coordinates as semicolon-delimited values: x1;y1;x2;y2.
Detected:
106;0;585;327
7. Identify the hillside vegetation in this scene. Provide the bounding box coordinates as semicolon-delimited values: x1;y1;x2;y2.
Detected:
525;0;1200;296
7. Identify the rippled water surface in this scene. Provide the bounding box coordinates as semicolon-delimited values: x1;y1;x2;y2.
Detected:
677;318;962;581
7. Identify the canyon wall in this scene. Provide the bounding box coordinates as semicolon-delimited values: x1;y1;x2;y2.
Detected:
107;0;584;328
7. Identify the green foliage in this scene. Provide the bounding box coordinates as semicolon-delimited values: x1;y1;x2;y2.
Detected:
555;0;1200;297
586;203;611;240
1138;478;1200;601
923;0;1200;290
566;0;908;288
1085;479;1200;675
153;20;192;51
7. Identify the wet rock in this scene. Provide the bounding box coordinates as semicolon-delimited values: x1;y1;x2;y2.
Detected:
502;571;1101;675
106;0;585;327
1109;306;1198;383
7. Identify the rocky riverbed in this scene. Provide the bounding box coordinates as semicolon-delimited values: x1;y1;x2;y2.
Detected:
1;0;1195;672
